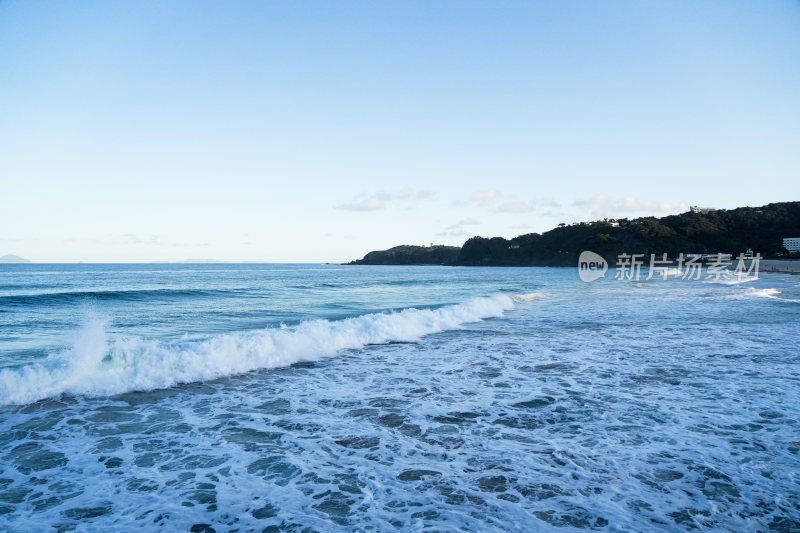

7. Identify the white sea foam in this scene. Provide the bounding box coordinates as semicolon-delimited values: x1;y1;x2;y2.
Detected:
511;292;546;302
716;275;759;285
648;267;684;278
729;287;781;299
745;287;781;298
0;294;515;406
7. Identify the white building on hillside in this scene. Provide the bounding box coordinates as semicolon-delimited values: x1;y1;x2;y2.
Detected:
784;237;800;252
690;206;717;214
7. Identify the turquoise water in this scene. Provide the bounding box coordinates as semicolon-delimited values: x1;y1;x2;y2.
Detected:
0;264;798;531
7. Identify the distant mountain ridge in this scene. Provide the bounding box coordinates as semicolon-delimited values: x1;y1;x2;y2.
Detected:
0;254;31;264
349;201;800;266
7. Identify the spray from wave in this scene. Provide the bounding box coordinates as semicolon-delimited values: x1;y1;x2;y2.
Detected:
712;276;759;285
731;287;781;299
0;294;532;406
511;292;546;302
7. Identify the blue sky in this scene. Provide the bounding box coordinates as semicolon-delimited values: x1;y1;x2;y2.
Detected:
1;1;799;262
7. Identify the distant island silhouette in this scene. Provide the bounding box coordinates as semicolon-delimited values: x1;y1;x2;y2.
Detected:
0;254;31;264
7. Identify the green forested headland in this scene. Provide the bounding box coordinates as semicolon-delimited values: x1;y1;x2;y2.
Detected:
349;202;800;266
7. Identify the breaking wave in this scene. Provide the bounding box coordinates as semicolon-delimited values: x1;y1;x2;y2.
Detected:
511;292;546;302
0;294;520;406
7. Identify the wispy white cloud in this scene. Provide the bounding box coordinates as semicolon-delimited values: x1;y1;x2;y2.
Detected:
395;187;433;200
335;188;432;211
494;197;560;214
436;228;466;237
335;197;386;211
438;217;481;237
471;189;502;202
454;189;503;206
496;201;533;214
572;195;688;218
119;233;161;245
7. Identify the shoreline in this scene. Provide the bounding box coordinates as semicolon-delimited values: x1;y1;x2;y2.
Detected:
760;259;800;274
344;259;800;274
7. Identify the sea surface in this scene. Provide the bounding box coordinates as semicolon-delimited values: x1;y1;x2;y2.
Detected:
0;263;798;532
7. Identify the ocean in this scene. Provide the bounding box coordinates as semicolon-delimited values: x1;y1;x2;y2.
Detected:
0;263;798;531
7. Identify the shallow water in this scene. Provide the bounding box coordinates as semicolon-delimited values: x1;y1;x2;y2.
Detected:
0;264;798;531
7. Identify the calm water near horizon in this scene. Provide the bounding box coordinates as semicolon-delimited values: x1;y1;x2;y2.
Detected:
0;263;798;531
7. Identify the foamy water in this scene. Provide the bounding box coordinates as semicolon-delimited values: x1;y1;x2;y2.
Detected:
0;294;514;406
0;264;798;531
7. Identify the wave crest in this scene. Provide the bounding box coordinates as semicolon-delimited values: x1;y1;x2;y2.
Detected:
0;294;515;406
511;292;546;302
